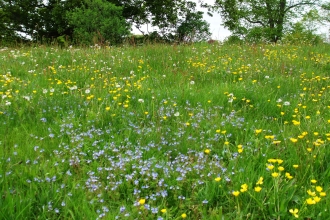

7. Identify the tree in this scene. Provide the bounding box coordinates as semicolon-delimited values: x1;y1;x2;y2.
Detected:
176;2;211;42
67;0;130;45
211;0;324;43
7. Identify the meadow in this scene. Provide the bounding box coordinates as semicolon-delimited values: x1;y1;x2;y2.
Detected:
0;42;330;220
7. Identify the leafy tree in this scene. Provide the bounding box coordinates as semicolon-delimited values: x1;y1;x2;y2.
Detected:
176;2;211;43
211;0;325;43
67;0;130;45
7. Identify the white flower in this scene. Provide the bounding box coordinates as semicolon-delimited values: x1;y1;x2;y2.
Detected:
69;86;77;90
5;101;11;106
85;89;90;94
283;101;290;106
50;88;55;93
276;98;282;103
43;89;48;94
174;112;180;117
23;96;31;101
138;99;144;103
190;81;195;85
265;76;269;79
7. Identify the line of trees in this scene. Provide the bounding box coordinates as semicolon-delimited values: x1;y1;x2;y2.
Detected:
0;0;329;45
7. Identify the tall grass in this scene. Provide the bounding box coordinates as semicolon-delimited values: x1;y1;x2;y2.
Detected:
0;42;330;219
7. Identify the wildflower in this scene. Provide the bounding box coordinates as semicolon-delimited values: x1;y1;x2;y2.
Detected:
254;186;262;192
267;164;274;170
314;196;321;203
216;129;221;133
174;112;180;117
232;191;240;197
276;159;283;164
316;186;323;192
138;99;144;103
306;198;316;205
161;209;167;213
240;184;248;192
215;177;221;182
320;192;326;197
105;107;110;111
268;159;277;163
271;172;279;178
307;190;316;196
290;138;298;143
204;149;211;154
285;172;293;179
139;199;146;205
256;177;264;185
293;165;299;168
311;179;317;184
255;129;262;134
181;213;187;218
278;166;284;171
289;208;299;218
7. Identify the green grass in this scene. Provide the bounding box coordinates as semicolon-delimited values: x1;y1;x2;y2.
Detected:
1;42;330;219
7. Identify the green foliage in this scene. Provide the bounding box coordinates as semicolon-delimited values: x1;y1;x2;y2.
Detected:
67;0;130;45
176;2;211;43
213;0;326;43
282;22;324;45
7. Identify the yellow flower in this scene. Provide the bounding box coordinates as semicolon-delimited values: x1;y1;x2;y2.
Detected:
316;186;323;192
255;129;262;134
254;186;262;192
267;164;274;170
267;158;277;163
320;192;326;197
290;138;298;143
216;129;221;133
105;107;110;111
307;190;316;196
293;165;299;168
271;172;279;178
161;209;167;213
314;196;321;203
306;198;316;205
289;208;299;218
232;191;240;196
204;149;211;154
181;213;187;218
276;159;283;164
311;179;317;184
215;177;221;182
278;166;284;171
238;148;243;153
240;184;248;192
285;172;293;179
256;177;264;185
139;199;146;205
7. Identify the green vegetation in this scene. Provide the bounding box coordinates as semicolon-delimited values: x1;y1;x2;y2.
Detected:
1;42;330;219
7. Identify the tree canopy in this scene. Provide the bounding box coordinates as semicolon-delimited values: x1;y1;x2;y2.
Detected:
0;0;211;45
210;0;328;43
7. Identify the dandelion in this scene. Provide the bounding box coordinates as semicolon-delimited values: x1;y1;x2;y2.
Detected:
293;165;299;168
255;129;262;134
290;138;298;143
204;149;210;154
320;192;326;197
285;172;293;179
267;164;274;170
311;179;317;184
105;107;110;111
181;213;187;218
278;166;284;171
289;208;299;218
161;209;166;213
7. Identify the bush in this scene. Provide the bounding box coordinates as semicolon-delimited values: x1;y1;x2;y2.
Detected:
67;0;130;45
